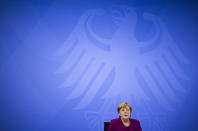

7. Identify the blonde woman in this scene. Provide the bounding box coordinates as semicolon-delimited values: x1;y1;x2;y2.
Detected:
108;102;142;131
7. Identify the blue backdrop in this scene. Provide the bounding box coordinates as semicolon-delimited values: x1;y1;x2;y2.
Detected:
0;0;198;131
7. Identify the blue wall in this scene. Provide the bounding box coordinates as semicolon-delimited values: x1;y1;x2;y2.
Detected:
0;0;198;131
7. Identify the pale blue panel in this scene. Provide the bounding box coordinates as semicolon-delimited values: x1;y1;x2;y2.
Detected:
0;0;197;131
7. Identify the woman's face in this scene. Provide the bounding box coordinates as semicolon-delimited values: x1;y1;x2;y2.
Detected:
119;107;131;120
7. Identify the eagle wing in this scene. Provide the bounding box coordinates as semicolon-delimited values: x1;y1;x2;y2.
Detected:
54;8;114;109
133;13;190;110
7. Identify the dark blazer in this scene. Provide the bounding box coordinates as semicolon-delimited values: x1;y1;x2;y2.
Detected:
108;118;142;131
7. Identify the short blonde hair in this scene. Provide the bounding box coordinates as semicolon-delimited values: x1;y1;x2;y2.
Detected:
117;102;132;113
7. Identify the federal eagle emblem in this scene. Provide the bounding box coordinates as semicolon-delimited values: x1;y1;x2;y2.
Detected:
54;5;189;112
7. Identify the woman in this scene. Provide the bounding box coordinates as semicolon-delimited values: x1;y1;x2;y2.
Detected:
108;102;142;131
